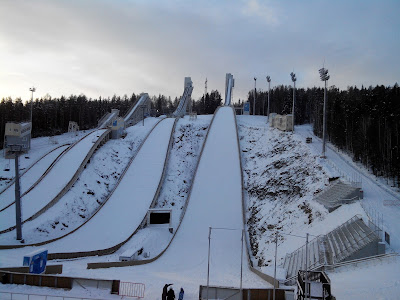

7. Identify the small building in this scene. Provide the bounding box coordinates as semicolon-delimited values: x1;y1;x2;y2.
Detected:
4;122;32;158
111;117;125;139
68;121;79;133
269;113;293;131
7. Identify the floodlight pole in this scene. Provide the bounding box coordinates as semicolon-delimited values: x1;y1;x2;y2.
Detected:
319;67;330;158
253;77;257;115
267;76;271;121
290;72;296;132
29;87;36;123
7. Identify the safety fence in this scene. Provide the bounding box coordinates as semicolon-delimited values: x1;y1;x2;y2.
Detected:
119;282;145;298
0;291;111;300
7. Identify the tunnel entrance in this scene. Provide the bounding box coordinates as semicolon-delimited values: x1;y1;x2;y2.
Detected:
147;209;172;226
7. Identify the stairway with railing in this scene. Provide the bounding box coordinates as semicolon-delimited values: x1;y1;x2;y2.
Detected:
282;215;382;280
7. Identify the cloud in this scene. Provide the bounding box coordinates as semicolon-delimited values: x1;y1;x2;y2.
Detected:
241;0;281;26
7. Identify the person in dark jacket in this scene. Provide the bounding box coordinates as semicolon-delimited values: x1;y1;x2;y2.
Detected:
167;286;175;300
162;284;172;300
178;287;184;300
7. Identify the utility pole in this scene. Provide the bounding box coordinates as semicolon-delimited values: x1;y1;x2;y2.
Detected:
266;76;271;121
253;77;257;115
290;72;296;132
319;68;330;158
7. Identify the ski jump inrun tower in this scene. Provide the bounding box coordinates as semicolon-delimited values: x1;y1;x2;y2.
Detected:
172;77;193;118
224;73;234;106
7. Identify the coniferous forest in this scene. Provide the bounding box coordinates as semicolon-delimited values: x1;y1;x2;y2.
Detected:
0;84;399;187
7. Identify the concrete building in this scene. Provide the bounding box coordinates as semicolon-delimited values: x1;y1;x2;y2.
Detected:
4;122;32;158
269;113;293;131
111;117;125;139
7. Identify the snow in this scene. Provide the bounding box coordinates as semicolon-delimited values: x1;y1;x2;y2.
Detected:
1;112;400;299
0;118;160;245
0;130;107;231
32;117;175;252
0;144;69;211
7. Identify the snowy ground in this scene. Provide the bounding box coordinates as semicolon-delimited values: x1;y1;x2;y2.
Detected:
237;116;400;299
0;118;160;245
0;131;89;189
0;113;399;300
0;129;108;232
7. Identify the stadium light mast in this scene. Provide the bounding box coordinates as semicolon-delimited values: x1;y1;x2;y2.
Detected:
290;72;296;132
29;87;36;123
319;67;330;158
253;77;257;115
266;76;271;122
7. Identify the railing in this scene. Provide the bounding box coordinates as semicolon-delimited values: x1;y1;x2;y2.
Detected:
331;220;379;264
119;282;145;298
0;292;111;300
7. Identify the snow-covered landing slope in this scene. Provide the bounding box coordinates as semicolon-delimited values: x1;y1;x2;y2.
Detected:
94;107;271;299
36;118;176;253
0;118;161;246
0;129;107;232
0;145;69;211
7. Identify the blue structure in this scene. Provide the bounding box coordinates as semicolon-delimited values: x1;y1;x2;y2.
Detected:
23;249;48;274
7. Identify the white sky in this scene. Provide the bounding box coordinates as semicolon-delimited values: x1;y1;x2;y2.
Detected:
1;0;399;103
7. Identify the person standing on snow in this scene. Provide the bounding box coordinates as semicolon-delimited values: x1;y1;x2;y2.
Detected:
178;287;184;300
162;284;172;300
167;286;175;300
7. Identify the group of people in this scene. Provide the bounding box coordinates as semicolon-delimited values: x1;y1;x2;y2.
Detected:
162;284;184;300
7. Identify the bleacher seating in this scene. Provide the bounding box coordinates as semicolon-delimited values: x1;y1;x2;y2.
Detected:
282;215;381;280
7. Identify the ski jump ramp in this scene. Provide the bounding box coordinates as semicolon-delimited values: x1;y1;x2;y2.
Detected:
224;73;234;106
124;93;151;127
0;129;110;233
17;118;176;254
90;107;271;292
0;144;70;212
172;77;193;118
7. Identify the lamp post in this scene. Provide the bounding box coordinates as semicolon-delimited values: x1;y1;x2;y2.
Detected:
266;76;271;121
290;72;296;132
253;77;257;115
29;87;36;123
319;67;330;158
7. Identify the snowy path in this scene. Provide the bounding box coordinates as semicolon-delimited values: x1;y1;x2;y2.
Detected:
0;145;69;211
296;125;400;251
64;107;270;299
34;117;176;253
0;130;107;232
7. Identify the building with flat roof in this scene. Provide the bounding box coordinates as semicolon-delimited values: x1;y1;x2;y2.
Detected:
4;122;32;158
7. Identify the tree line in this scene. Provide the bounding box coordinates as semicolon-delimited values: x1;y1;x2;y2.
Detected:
1;84;398;186
243;83;400;187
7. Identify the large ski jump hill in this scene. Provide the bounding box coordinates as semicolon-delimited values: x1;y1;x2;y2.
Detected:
0;109;399;300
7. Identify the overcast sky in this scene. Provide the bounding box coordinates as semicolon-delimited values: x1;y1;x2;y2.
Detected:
1;0;399;103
